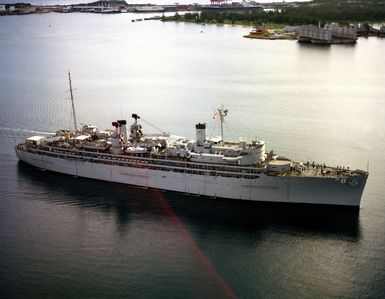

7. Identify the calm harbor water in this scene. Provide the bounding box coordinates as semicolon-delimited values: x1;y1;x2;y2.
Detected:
1;13;385;298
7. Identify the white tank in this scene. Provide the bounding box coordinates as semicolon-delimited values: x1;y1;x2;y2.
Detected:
195;123;206;146
267;160;292;173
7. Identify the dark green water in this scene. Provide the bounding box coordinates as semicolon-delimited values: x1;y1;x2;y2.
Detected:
0;13;385;298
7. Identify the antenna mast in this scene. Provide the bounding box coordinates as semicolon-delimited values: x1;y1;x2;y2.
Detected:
217;106;228;145
68;72;78;132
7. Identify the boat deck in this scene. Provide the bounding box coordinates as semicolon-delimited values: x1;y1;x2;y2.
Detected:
16;142;364;180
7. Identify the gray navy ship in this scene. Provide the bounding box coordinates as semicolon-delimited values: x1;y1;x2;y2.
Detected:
15;74;369;207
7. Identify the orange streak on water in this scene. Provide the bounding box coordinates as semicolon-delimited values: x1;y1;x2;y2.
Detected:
151;190;238;299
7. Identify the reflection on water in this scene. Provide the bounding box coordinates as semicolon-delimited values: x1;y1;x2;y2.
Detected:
17;162;361;241
297;42;333;50
9;162;366;298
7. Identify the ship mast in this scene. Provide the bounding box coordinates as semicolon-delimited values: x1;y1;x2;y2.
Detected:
68;72;78;132
217;106;228;145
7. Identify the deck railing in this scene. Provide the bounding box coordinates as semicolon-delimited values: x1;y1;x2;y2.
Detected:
23;146;264;179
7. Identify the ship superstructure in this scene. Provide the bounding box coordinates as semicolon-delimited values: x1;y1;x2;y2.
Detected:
15;74;368;206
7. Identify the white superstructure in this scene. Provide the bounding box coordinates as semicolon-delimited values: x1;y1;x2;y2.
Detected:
15;74;368;207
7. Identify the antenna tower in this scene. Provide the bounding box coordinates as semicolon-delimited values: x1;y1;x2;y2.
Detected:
68;72;78;132
217;105;228;145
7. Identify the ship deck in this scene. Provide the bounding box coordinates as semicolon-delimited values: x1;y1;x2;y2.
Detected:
16;142;362;180
271;165;355;179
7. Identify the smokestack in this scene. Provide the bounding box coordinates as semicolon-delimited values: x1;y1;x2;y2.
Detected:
118;120;128;144
112;121;120;136
195;123;206;146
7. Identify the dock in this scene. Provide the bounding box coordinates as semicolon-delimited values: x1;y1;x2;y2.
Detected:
298;24;357;45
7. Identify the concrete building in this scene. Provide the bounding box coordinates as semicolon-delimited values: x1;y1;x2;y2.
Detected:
298;24;357;44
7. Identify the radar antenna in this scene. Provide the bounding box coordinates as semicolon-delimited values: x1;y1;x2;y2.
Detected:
68;72;78;132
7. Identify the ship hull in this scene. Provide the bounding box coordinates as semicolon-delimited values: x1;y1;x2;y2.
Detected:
16;149;367;207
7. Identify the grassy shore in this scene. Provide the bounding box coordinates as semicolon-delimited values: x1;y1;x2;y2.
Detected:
162;17;285;29
162;1;385;27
